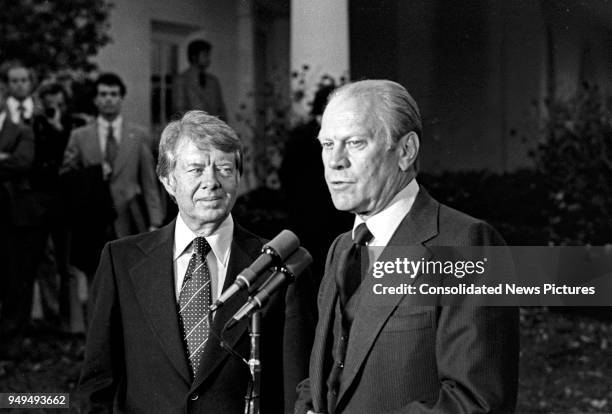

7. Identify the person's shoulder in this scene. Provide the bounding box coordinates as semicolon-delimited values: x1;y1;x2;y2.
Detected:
176;66;196;80
233;221;267;246
436;201;505;246
107;224;173;256
123;121;148;137
70;121;96;139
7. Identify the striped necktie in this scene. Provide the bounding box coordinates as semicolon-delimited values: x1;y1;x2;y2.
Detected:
178;236;212;377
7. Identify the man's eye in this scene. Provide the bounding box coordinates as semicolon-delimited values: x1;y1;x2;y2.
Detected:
188;168;203;174
320;141;333;150
217;166;234;175
346;139;365;148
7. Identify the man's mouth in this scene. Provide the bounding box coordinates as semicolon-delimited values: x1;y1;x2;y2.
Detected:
198;195;224;202
329;180;355;190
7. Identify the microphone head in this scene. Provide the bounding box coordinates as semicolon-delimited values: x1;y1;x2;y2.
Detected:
264;229;300;260
282;247;313;279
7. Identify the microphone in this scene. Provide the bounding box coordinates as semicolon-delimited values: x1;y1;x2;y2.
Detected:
226;247;312;329
210;230;300;312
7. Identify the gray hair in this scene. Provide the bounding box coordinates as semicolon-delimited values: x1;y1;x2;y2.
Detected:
329;79;422;148
156;110;243;178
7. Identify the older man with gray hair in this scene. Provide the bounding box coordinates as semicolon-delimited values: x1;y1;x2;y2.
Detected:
295;80;519;414
79;110;315;414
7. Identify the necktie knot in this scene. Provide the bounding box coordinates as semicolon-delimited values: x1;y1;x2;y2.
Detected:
193;236;211;256
353;223;373;246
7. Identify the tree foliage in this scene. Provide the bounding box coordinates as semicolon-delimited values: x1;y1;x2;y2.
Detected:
530;83;612;244
0;0;112;73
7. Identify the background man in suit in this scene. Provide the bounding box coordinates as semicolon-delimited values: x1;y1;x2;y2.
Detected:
62;72;163;240
172;40;227;121
2;61;37;125
295;80;519;414
79;110;315;413
0;78;40;360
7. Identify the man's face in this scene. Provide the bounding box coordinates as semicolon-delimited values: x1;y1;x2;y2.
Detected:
162;138;240;232
94;84;123;118
7;67;32;100
318;94;408;217
196;51;211;71
42;92;66;113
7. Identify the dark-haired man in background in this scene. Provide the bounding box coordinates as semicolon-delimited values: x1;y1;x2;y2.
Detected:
61;72;163;277
172;39;227;120
30;82;74;326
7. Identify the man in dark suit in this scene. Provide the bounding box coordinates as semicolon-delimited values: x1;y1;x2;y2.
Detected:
172;40;227;121
0;78;42;359
79;110;315;413
295;80;519;414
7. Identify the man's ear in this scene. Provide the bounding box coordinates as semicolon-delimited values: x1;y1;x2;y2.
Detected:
398;131;419;171
160;174;176;198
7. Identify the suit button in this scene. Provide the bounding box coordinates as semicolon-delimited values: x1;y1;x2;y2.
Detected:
190;394;199;401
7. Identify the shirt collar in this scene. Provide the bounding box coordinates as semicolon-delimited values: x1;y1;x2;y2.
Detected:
97;115;122;130
173;213;234;266
6;96;34;120
353;178;420;246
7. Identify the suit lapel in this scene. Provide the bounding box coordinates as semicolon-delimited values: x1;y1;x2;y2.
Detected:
310;235;351;412
129;221;192;384
85;123;103;165
335;187;440;408
190;224;261;391
0;118;18;150
112;121;136;177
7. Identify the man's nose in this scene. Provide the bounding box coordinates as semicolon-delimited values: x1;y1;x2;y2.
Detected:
199;167;221;189
327;146;349;170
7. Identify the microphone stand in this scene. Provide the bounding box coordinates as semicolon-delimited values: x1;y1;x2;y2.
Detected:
244;311;261;414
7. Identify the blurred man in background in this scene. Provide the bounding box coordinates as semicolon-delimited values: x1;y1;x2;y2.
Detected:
0;75;39;360
30;82;75;329
3;61;37;125
172;40;227;121
61;72;163;286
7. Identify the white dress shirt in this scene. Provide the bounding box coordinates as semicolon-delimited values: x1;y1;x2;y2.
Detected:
173;213;234;302
0;111;6;131
97;115;123;156
6;96;34;124
354;178;420;260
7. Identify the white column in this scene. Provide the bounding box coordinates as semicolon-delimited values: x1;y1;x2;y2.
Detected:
235;0;258;193
290;0;350;118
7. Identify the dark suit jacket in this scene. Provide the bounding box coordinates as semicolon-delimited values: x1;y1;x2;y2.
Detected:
295;187;519;414
0;116;40;227
79;220;316;414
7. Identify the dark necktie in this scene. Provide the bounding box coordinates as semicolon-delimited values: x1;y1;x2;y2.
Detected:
17;103;26;124
178;237;212;377
104;124;118;170
327;223;373;411
198;73;207;89
336;223;373;309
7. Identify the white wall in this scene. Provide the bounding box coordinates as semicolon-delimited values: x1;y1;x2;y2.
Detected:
94;0;241;131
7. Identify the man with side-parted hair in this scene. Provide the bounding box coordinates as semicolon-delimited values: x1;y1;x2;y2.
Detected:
79;110;315;413
62;72;163;240
172;40;227;120
295;80;519;414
